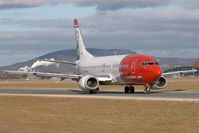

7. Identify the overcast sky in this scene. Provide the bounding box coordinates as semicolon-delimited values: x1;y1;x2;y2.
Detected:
0;0;199;66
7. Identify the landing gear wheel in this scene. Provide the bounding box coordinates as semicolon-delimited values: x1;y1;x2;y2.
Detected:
129;86;135;93
124;86;130;93
89;90;93;94
144;86;151;94
89;89;98;94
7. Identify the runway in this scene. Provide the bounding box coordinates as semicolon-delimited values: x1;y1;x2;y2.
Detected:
0;87;199;101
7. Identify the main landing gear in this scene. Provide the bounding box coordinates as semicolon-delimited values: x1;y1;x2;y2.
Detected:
124;86;135;94
124;85;151;94
89;88;99;94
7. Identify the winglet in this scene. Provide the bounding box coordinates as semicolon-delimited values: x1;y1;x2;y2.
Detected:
74;19;79;27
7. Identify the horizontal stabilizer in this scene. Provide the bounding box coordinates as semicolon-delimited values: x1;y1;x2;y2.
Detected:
44;60;76;65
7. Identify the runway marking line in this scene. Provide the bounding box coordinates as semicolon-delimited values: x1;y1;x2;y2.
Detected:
0;93;198;102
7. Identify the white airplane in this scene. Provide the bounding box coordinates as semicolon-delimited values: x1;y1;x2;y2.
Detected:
5;19;198;94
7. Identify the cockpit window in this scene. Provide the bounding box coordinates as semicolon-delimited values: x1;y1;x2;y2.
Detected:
142;62;148;66
148;62;154;65
141;62;159;66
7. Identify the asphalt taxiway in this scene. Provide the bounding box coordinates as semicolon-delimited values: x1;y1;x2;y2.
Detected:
0;88;198;101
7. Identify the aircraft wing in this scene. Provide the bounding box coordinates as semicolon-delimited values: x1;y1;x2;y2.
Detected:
4;70;80;80
162;69;198;76
4;70;113;82
4;70;36;75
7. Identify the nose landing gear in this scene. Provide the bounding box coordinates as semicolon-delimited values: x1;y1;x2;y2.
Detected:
144;84;151;94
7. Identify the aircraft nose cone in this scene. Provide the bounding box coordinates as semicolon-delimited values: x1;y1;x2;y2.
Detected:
144;66;163;83
154;68;162;79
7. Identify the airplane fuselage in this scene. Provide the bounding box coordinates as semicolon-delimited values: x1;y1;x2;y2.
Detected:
76;54;162;86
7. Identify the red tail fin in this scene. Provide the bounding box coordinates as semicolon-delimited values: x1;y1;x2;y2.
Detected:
73;19;79;27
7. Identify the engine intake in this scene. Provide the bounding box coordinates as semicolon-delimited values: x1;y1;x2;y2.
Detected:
78;75;99;90
153;76;167;89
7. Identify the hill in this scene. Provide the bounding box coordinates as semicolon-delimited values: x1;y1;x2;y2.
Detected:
0;48;197;73
0;48;136;73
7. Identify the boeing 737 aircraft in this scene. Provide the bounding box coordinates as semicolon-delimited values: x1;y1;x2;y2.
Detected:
5;19;197;94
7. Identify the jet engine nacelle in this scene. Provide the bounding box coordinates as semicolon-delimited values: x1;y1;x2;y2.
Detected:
153;76;168;89
78;75;99;90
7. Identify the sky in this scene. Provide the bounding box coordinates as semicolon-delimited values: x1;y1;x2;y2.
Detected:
0;0;199;66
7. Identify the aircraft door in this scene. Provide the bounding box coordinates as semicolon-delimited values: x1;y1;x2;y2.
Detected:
131;61;136;73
